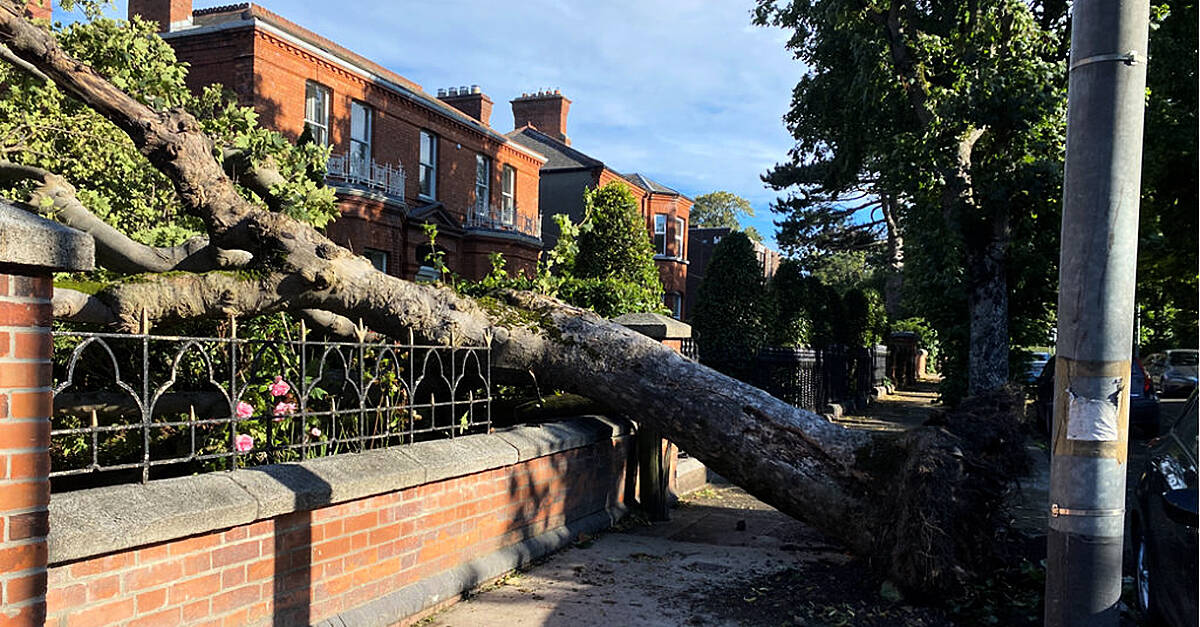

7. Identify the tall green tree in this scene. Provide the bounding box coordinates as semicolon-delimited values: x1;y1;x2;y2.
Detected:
691;190;755;229
754;0;1066;398
692;190;762;242
692;231;767;380
557;182;665;317
1137;0;1198;352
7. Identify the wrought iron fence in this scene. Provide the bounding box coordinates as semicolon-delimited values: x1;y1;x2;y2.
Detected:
679;337;700;362
49;323;490;491
691;335;888;412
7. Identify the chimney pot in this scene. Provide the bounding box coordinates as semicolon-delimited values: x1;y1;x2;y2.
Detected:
440;86;494;126
511;90;572;146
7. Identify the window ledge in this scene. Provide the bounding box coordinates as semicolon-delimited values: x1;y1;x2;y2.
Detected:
653;255;689;264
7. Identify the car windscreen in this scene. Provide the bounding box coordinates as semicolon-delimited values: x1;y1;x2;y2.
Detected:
1168;352;1198;366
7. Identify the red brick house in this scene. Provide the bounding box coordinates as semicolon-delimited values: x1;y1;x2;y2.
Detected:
684;226;782;321
505;96;692;318
127;1;548;281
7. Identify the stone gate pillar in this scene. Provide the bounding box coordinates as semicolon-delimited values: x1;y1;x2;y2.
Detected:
614;313;692;521
0;203;93;625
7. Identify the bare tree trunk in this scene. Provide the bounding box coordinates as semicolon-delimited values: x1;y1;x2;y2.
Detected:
881;194;904;317
966;235;1010;395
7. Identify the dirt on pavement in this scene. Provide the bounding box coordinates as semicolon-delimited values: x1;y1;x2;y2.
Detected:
425;383;1175;626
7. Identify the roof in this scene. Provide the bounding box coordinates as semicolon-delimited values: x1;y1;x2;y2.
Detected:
505;127;605;171
621;173;685;198
170;4;544;161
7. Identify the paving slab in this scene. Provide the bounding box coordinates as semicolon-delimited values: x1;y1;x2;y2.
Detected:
424;483;848;627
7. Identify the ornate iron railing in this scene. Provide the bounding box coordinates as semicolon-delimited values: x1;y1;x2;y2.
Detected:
326;152;406;201
691;336;888;412
465;203;541;240
49;323;490;491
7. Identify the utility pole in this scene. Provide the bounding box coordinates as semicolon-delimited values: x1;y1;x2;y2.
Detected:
1046;0;1150;625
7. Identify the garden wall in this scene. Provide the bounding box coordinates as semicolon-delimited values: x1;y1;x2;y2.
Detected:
43;416;636;627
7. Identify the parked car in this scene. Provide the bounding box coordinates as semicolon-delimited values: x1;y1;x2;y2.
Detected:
1130;391;1198;627
1033;355;1161;438
1144;349;1199;398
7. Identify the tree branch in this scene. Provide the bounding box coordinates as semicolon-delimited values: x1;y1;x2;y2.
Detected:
0;161;252;273
52;287;116;325
298;308;384;343
0;41;45;80
221;149;290;214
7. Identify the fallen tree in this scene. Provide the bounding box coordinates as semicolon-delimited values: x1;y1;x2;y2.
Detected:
0;1;1027;596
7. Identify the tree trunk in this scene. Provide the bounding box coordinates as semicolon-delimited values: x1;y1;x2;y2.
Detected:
966;237;1010;395
881;194;904;317
0;2;1026;596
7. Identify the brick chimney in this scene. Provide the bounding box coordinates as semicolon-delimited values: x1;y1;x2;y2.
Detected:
24;0;51;20
128;0;193;33
511;90;571;146
437;85;494;126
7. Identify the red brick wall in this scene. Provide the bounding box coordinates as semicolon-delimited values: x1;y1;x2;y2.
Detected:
45;441;631;627
0;272;53;626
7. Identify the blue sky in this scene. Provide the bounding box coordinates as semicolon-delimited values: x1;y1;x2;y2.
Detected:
57;1;802;248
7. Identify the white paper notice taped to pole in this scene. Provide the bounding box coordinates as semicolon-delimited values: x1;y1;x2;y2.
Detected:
1066;385;1121;441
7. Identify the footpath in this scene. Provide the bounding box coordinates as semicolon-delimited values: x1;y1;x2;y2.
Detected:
422;385;965;627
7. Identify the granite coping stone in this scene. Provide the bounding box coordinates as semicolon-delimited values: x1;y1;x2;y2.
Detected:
0;201;94;272
49;474;258;564
612;312;692;340
48;420;626;565
494;416;633;462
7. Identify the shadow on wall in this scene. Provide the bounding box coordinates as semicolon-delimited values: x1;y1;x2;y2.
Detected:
236;465;331;626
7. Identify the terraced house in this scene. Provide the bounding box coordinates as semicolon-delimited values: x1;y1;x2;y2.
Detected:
127;0;548;280
506;96;692;318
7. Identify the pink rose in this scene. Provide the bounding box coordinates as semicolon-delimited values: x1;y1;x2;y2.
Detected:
234;434;254;452
235;401;253;419
273;401;297;417
310;427;322;438
269;376;291;397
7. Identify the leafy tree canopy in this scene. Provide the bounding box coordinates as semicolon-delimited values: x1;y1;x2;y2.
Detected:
1137;0;1198;352
0;10;336;253
692;190;755;230
754;0;1068;400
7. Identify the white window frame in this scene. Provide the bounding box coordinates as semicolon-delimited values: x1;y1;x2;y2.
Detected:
362;248;388;273
304;81;331;146
674;217;685;258
501;165;516;225
666;292;682;319
653;214;667;255
475;154;491;218
419;130;438;199
349;101;372;177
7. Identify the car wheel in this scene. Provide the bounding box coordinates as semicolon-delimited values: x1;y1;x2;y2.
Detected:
1135;529;1165;626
